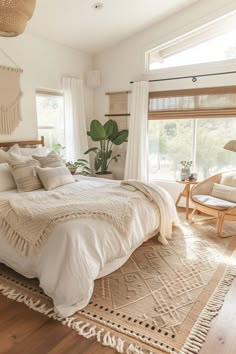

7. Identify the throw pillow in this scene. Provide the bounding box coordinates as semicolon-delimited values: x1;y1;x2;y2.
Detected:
33;151;65;168
36;166;75;190
10;159;43;192
220;172;236;187
0;163;17;191
212;183;236;203
19;146;48;157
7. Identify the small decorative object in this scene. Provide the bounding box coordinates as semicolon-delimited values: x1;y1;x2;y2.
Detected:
189;172;198;181
66;159;91;176
180;160;193;181
85;119;128;177
0;0;36;37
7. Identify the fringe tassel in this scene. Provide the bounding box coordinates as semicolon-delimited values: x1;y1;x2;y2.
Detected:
1;262;236;354
181;266;236;354
0;92;22;134
0;284;151;354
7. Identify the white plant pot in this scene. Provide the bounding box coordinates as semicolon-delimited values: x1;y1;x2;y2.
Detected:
180;168;190;181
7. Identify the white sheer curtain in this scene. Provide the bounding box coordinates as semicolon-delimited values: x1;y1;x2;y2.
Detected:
124;81;149;181
62;77;88;161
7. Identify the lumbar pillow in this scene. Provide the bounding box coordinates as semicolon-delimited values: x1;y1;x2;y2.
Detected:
36;166;75;190
212;183;236;203
19;146;48;157
220;172;236;187
33;151;65;168
10;159;43;192
0;163;17;191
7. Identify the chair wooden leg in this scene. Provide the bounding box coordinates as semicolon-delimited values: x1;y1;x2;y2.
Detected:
216;213;224;237
218;215;225;237
189;208;197;223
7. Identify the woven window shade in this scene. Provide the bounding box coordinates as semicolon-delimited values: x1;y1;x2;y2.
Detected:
0;0;36;37
149;86;236;119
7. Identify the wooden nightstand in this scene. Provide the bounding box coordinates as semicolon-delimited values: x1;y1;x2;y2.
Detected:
176;180;199;220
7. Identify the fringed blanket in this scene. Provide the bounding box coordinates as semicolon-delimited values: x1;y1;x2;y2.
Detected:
0;181;178;257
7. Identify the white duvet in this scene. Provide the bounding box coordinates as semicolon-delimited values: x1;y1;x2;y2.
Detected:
0;177;163;317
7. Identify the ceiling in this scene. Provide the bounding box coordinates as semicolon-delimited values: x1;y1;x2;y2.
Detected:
26;0;198;54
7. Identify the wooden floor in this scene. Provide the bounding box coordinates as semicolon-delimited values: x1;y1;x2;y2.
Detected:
0;210;236;354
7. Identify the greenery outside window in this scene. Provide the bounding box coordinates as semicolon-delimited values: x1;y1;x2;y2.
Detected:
36;90;65;148
148;86;236;180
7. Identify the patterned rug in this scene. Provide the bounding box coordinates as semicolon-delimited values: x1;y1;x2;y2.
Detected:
0;229;236;354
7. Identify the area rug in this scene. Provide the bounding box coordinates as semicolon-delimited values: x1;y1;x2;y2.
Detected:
0;232;236;354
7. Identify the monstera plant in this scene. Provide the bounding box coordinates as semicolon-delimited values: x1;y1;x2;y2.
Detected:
85;119;128;175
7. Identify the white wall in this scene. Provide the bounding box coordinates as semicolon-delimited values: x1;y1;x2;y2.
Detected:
93;0;236;199
0;33;93;142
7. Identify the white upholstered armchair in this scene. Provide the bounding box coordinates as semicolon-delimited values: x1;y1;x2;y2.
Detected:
190;171;236;237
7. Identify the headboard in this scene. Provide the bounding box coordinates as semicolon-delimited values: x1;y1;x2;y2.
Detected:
0;136;45;148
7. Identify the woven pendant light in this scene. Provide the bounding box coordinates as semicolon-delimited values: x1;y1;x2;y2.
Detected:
0;0;36;37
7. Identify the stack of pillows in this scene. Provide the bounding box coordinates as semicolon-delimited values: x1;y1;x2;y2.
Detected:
0;144;75;193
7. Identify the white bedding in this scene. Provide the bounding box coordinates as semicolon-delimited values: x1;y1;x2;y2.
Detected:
0;176;160;317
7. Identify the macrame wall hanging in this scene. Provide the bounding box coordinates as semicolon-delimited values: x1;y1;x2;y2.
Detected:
0;48;23;134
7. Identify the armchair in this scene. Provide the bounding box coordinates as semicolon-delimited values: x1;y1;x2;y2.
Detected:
190;171;236;237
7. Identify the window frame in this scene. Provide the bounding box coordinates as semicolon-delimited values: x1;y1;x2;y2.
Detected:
145;11;236;71
35;89;65;146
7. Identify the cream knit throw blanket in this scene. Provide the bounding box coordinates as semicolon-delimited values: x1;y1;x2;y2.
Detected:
0;181;178;257
0;184;136;257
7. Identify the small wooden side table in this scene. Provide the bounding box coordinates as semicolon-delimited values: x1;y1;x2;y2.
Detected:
176;180;199;220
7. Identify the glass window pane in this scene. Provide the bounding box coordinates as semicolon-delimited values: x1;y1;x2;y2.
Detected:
36;95;65;148
148;119;193;180
196;118;236;179
149;29;236;70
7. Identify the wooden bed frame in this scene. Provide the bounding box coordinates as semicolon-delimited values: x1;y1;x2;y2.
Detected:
0;136;45;148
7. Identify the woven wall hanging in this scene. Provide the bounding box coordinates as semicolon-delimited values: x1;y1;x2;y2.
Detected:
0;65;23;134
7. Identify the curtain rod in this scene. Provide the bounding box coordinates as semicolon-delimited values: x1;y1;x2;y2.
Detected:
130;70;236;84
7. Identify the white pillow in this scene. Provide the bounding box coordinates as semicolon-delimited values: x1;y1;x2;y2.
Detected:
212;183;236;203
36;166;75;190
8;144;21;154
220;172;236;187
0;163;17;191
0;144;20;163
8;152;32;161
19;146;48;157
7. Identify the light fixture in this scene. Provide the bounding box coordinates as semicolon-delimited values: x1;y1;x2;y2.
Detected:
0;0;36;37
224;140;236;152
93;2;104;10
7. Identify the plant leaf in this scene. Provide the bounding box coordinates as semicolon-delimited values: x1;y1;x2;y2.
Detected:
84;147;98;154
94;158;102;171
109;120;119;140
90;120;106;141
104;120;115;139
112;130;128;145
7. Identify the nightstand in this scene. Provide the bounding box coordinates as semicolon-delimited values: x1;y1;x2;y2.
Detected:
176;180;199;220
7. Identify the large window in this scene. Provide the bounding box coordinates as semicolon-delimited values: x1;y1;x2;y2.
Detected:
149;118;236;181
145;13;236;71
36;90;65;148
148;87;236;181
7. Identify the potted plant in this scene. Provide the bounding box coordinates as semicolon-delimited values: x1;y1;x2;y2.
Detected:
84;119;128;179
66;159;91;176
180;160;193;181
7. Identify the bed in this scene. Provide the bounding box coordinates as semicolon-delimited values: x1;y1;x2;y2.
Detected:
0;138;178;317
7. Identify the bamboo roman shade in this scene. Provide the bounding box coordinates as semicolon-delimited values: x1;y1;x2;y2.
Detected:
149;86;236;119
